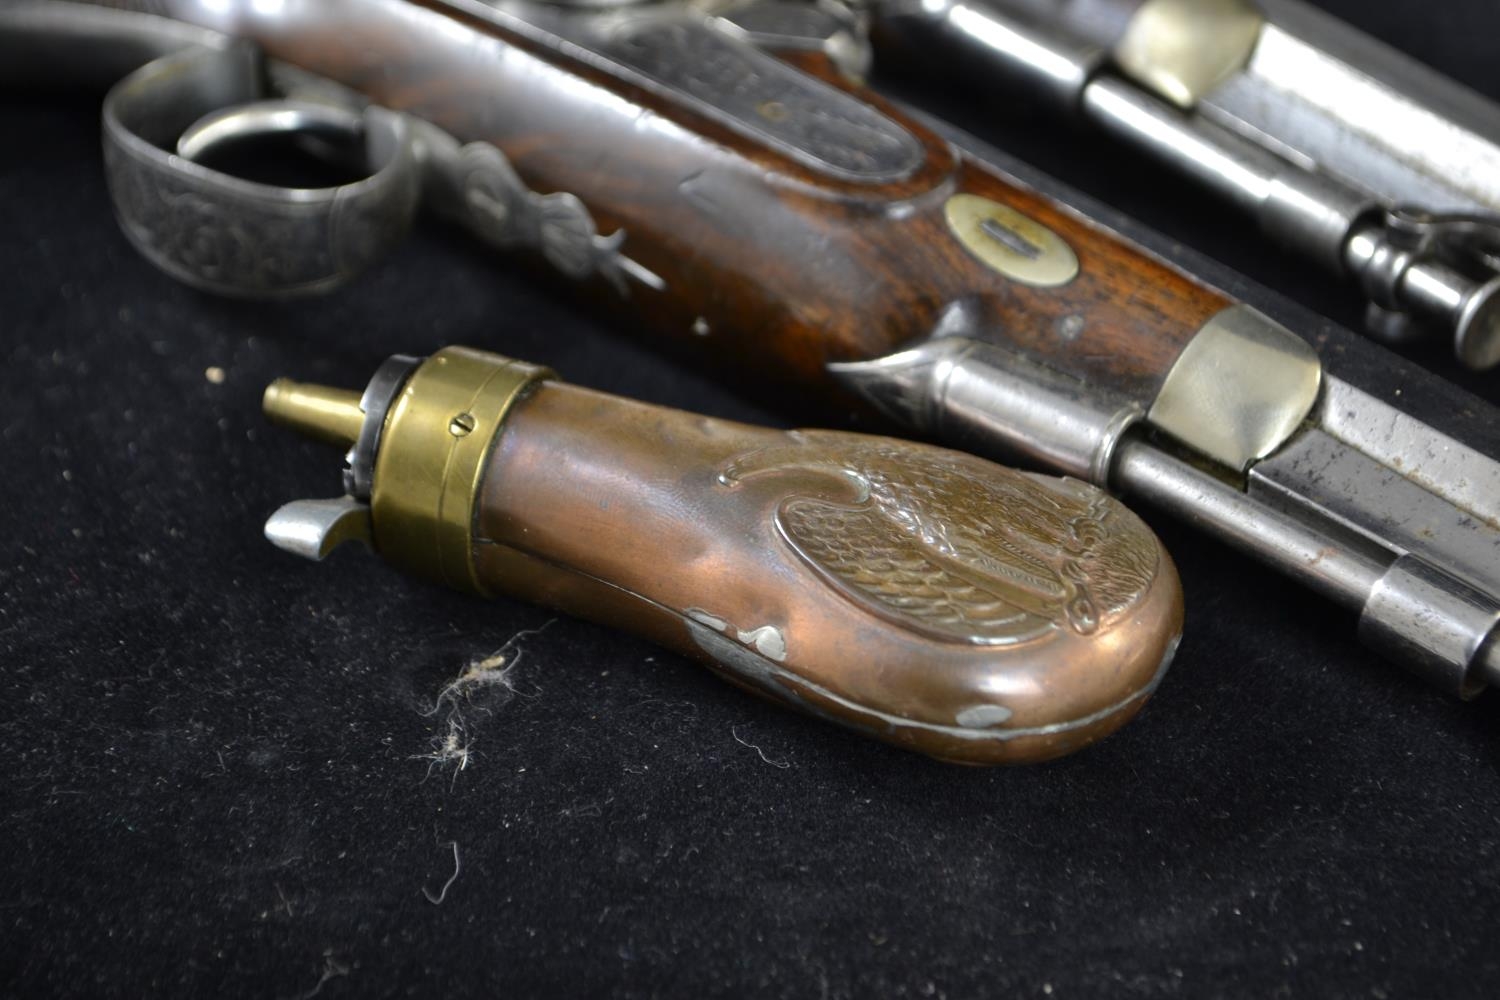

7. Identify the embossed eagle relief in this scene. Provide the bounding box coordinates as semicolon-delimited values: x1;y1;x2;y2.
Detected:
719;432;1160;645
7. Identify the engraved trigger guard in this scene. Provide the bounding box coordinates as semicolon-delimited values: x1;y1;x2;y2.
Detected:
101;41;421;298
100;37;654;301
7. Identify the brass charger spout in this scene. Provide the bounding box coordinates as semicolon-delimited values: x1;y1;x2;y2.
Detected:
263;379;365;448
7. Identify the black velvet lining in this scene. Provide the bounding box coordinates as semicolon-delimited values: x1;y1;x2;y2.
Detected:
2;3;1498;995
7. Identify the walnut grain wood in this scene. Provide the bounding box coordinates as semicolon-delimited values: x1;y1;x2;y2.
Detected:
473;379;1183;764
112;0;1233;406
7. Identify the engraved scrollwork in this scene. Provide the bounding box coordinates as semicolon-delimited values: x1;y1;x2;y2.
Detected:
455;143;655;296
719;432;1160;645
107;139;320;294
603;20;922;182
101;99;418;298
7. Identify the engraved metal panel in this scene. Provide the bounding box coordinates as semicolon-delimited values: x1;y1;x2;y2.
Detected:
601;20;923;182
718;432;1159;645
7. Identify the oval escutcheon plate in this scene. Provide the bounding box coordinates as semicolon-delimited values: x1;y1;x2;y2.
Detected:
944;193;1080;288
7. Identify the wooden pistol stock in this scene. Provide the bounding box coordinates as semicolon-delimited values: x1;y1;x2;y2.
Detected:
61;0;1231;405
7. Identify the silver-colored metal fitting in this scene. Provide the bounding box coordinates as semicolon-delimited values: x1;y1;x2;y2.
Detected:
1454;277;1500;371
1344;224;1419;312
1358;555;1500;698
101;42;421;299
935;340;1142;487
715;0;873;80
1342;214;1500;368
828;335;1142;487
343;355;423;501
1260;169;1376;274
872;0;1104;111
1113;0;1265;108
1147;305;1322;473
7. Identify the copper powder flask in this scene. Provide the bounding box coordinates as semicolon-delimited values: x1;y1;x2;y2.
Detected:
263;346;1183;764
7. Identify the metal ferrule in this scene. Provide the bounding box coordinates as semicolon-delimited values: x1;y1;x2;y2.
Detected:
828;336;1142;486
939;342;1142;486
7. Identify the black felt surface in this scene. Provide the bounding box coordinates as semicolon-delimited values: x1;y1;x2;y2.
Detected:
2;3;1499;997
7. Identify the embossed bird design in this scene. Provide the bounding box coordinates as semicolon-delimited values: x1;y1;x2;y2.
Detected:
719;432;1159;645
